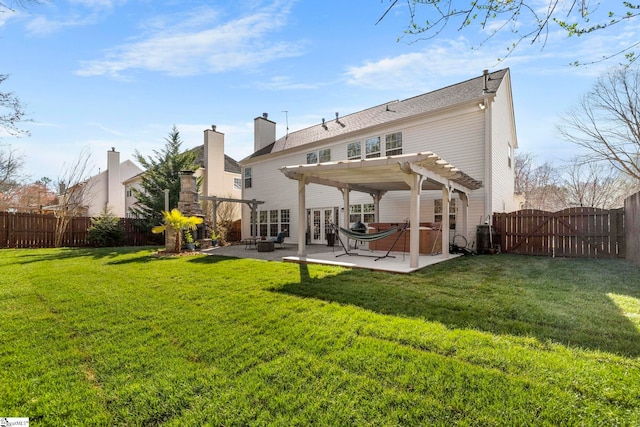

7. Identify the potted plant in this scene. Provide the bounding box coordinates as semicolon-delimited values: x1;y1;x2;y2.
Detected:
184;230;196;251
210;230;221;247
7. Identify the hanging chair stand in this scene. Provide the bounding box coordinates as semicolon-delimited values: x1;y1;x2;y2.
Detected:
333;222;408;261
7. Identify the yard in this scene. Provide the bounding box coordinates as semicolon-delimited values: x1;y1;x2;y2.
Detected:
1;247;639;426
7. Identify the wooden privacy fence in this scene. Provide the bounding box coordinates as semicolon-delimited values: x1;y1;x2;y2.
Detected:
0;212;159;249
492;208;625;258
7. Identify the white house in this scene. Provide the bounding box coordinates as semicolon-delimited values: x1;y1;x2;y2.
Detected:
76;125;241;219
240;69;519;266
123;126;242;219
85;148;144;217
194;126;243;206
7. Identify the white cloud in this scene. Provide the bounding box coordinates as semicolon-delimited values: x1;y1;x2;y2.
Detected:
345;16;640;92
23;0;126;36
69;0;122;7
344;39;500;91
87;122;125;137
76;3;305;78
253;76;318;90
25;14;96;35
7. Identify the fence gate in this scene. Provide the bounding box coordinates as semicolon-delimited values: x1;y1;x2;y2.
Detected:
493;208;625;258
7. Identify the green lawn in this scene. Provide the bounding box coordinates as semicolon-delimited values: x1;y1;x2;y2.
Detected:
1;247;639;426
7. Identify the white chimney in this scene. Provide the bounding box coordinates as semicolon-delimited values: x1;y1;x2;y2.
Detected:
254;113;276;152
107;148;124;216
203;127;225;197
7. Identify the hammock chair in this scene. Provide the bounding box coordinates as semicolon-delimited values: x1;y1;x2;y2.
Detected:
333;222;408;261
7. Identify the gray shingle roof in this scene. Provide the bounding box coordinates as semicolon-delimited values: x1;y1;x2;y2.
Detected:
250;69;508;159
190;145;241;174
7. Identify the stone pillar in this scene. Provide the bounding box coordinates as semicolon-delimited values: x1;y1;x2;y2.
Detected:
178;171;204;217
177;170;205;240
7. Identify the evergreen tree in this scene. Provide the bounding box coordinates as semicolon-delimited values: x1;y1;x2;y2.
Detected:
130;126;199;227
87;208;126;247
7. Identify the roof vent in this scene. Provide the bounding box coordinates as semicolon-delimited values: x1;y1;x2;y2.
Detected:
211;125;216;131
322;118;328;130
262;112;268;119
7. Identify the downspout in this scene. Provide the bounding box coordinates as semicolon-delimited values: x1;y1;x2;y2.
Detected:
483;97;493;219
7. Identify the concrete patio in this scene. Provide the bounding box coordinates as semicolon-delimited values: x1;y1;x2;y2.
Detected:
202;242;461;273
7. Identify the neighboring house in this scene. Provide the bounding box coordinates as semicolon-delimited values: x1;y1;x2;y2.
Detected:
46;148;143;218
123;126;242;219
192;126;243;210
84;148;144;217
240;69;519;261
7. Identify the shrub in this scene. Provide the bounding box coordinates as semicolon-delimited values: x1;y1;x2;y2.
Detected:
87;209;126;247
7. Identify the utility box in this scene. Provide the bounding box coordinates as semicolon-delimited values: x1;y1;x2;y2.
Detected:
476;225;500;254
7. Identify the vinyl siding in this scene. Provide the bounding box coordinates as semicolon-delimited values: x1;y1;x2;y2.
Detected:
490;73;518;213
243;105;491;244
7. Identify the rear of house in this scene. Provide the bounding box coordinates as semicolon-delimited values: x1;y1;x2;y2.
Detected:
240;69;519;248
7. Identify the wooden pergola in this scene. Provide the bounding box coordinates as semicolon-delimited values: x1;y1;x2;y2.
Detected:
280;152;483;269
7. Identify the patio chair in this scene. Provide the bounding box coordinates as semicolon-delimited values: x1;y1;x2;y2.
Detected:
271;231;286;248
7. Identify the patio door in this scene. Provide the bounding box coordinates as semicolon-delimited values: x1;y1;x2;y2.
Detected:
309;208;338;244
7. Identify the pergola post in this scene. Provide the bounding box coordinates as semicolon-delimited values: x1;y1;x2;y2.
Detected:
409;173;424;268
372;192;381;222
342;188;350;227
442;185;451;259
297;176;307;257
459;192;469;244
248;200;258;238
211;197;219;235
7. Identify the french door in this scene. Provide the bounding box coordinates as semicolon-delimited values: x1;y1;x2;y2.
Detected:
309;207;338;244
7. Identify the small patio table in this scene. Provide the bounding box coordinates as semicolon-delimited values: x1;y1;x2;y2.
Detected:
244;237;259;249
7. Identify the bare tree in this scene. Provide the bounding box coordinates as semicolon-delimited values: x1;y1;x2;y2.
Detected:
557;66;640;181
0;76;28;190
559;157;640;209
380;1;640;65
0;179;56;213
54;147;93;247
514;152;563;210
0;144;24;192
205;196;238;244
0;75;31;138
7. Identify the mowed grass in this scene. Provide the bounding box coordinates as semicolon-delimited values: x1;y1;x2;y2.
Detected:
1;248;639;426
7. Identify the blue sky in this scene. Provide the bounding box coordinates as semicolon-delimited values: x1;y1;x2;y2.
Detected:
2;0;638;181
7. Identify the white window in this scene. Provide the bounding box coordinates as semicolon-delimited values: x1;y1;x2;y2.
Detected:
306;152;318;164
306;149;331;164
347;141;361;160
434;199;456;230
233;177;242;190
349;203;375;225
244;167;252;189
319;149;331;163
349;204;362;224
258;209;290;238
385;132;402;156
365;137;380;158
280;209;290;237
